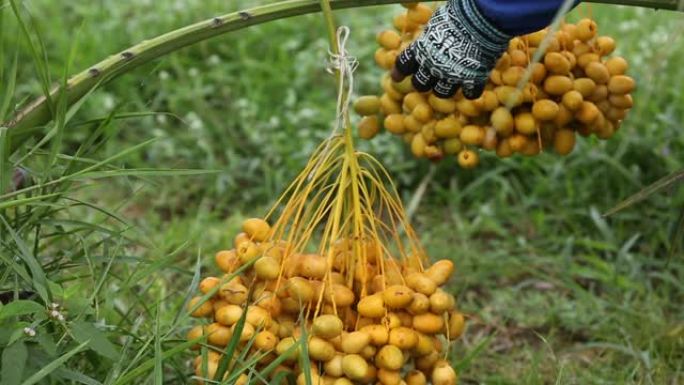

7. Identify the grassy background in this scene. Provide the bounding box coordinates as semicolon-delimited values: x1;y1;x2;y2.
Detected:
1;0;683;384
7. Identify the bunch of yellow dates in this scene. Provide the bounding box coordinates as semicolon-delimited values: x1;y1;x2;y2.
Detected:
187;217;465;385
355;3;635;168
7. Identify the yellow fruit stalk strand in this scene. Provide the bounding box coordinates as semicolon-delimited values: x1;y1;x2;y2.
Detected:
188;132;465;383
355;3;637;169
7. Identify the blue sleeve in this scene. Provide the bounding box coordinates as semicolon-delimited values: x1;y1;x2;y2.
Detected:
474;0;581;36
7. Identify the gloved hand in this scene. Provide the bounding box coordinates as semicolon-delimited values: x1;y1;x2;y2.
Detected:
392;0;512;100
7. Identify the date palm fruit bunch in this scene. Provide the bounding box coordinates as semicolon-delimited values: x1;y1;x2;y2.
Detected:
355;3;635;168
187;136;465;384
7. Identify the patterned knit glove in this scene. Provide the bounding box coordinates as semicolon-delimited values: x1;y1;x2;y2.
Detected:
392;0;511;99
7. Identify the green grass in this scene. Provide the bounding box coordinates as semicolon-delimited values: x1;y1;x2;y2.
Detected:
1;0;683;384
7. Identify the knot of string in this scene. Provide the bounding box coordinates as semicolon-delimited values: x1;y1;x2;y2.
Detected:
308;26;358;181
326;26;358;136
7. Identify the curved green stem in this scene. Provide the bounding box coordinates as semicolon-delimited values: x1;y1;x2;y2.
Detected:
4;0;401;140
3;0;681;145
320;0;340;55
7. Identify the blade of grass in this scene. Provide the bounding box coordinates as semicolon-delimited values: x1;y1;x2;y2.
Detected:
554;363;566;385
85;239;122;318
668;206;684;261
604;169;684;216
454;332;496;373
126;242;188;287
0;126;9;194
65;106;128;175
70;109;120;161
0;7;3;72
0;192;63;210
171;252;202;330
227;328;262;382
54;368;103;385
153;303;163;385
27;151;116;168
0;252;34;289
298;320;313;385
8;0;54;117
39;219;133;240
0;215;50;302
175;256;258;333
113;338;201;385
69;320;120;360
225;353;265;384
47;31;79;169
269;371;293;385
12;71;109;169
72;168;222;180
71;112;180;128
197;343;210;385
259;342;300;378
101;315;142;385
0;137;159;201
63;196;130;226
214;288;253;381
0;53;18;122
19;341;89;385
115;335;155;384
